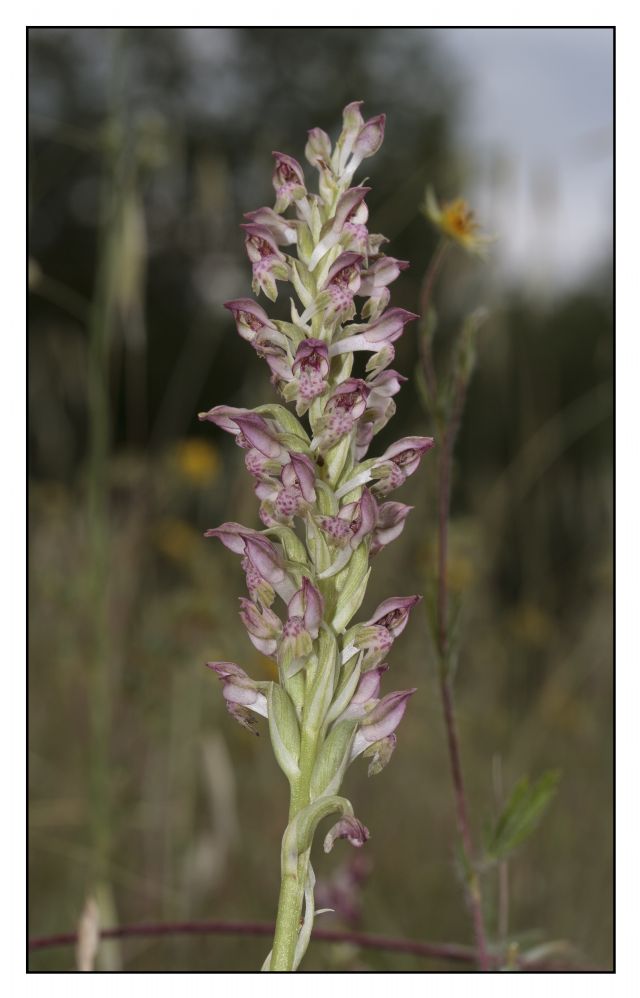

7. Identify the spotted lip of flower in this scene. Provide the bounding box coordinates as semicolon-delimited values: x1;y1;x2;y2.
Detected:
366;594;422;638
351;594;421;666
369;435;435;496
318;487;377;551
283;337;331;413
279;578;324;672
321;252;363;320
272;151;307;212
241;222;289;301
224;298;279;342
256;451;317;525
316;379;371;452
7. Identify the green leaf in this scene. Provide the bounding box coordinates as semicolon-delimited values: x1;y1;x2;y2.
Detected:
268;684;301;784
485;769;561;862
304;626;339;732
331;550;370;633
254;403;310;443
310;721;355;799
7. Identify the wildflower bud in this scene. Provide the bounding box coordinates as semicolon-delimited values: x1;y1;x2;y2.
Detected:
239;598;282;656
198;405;289;461
354;114;386;159
205;524;296;604
324;816;371;853
206;661;268;731
307;186;370;270
358;257;410;297
329;308;419;357
305;127;332;169
243;207;298;245
334;101;365;172
351;688;416;760
341;114;386;184
339;664;388;721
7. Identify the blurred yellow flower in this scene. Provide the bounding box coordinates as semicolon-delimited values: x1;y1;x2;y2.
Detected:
424;187;492;256
154;517;200;562
509;602;554;648
173;439;221;485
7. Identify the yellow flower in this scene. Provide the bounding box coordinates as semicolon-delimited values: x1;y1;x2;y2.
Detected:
154;517;200;562
424;186;492;256
173;439;220;485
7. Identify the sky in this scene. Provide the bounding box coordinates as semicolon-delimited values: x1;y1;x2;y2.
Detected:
435;28;613;292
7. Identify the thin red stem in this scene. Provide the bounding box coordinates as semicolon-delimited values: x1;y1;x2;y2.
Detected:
435;378;490;971
418;239;448;405
27;920;603;971
419;239;490;971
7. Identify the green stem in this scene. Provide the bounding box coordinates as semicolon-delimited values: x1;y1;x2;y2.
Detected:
270;726;319;971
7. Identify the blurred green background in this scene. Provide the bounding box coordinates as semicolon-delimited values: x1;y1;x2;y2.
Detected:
28;27;613;971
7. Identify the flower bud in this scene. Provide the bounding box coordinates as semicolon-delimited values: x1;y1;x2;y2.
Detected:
329;308;419;357
305;127;332;169
206;660;268;732
239;598;282;656
324;816;370;853
354;114;386;159
288;577;324;639
243;207;298;245
351;688;416;760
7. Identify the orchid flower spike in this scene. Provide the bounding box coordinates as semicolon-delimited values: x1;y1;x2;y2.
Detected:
200;102;434;972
